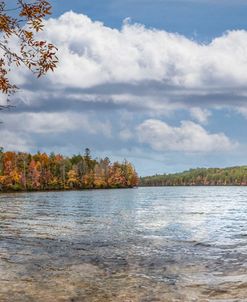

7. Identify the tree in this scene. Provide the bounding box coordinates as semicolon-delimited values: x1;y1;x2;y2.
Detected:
0;0;58;102
0;149;139;191
28;159;41;189
67;168;79;189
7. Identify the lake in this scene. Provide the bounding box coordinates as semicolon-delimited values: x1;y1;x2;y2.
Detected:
0;187;247;301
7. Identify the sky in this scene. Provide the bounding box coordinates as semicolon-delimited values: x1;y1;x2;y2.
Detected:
1;0;247;176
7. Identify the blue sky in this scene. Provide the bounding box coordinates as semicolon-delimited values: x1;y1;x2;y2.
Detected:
51;0;247;41
1;0;247;176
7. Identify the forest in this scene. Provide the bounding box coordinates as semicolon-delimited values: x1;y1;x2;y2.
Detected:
0;148;139;192
140;166;247;186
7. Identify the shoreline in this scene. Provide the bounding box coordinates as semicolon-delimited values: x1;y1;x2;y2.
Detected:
1;185;247;195
0;186;138;194
139;184;247;187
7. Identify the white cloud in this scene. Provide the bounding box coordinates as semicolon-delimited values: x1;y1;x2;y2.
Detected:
43;13;247;89
137;119;235;152
0;93;8;107
119;128;134;140
0;130;32;152
11;11;247;113
236;107;247;119
0;112;112;137
190;107;211;124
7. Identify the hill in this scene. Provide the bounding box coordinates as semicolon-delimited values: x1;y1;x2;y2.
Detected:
140;166;247;186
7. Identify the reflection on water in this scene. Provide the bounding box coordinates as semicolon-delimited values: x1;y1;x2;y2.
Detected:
0;187;247;301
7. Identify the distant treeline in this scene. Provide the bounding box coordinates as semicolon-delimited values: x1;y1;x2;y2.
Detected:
0;148;139;192
140;166;247;186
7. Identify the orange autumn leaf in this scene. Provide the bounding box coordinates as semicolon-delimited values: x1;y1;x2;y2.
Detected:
0;0;58;99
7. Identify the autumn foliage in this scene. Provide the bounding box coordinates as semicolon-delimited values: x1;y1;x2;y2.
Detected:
0;148;139;191
0;0;57;97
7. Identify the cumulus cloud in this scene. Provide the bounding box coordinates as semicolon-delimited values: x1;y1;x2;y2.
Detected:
42;12;247;89
9;11;247;113
137;119;235;152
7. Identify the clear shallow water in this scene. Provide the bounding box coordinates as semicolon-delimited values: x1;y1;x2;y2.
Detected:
0;187;247;301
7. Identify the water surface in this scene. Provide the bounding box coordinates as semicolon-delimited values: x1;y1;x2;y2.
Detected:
0;187;247;301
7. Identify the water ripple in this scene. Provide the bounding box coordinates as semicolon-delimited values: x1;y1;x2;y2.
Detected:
0;187;247;301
